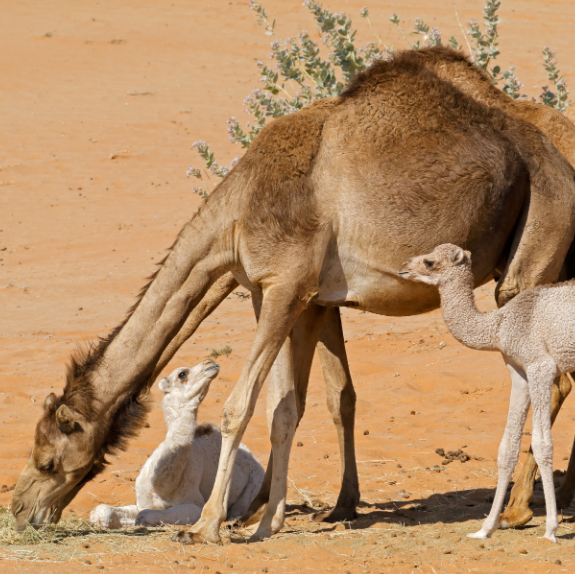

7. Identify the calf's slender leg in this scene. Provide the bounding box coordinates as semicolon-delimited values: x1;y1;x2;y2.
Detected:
469;359;531;539
527;361;559;543
500;372;571;528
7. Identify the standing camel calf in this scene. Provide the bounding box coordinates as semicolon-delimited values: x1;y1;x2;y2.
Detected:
90;361;264;528
399;244;575;542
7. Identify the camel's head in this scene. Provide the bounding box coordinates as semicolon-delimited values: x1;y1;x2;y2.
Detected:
398;243;471;286
158;360;219;423
11;392;102;531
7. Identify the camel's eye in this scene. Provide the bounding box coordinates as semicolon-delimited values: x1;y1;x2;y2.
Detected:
178;371;187;380
424;259;434;269
39;460;54;473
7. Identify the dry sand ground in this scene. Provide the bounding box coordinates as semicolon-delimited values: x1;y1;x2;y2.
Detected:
1;1;575;572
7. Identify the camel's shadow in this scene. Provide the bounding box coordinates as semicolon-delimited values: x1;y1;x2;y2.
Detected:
285;486;575;533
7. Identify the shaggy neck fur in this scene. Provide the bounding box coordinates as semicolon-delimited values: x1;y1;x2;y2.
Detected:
438;267;500;351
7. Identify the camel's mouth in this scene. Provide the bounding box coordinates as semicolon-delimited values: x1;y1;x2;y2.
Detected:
203;364;220;374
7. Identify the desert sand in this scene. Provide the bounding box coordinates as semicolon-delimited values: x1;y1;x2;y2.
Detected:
1;1;575;572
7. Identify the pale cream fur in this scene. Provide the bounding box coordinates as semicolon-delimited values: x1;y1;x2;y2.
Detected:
90;361;264;528
399;244;575;542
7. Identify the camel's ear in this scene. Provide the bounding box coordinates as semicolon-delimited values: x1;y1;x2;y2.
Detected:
450;247;468;266
56;404;76;434
44;393;58;411
158;378;171;393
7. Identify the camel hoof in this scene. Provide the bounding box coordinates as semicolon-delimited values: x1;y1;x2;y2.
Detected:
310;507;358;523
499;507;533;529
467;531;490;540
240;504;267;527
540;533;558;544
171;529;222;545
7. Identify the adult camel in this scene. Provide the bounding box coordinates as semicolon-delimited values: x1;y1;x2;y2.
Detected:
157;47;575;531
12;49;575;543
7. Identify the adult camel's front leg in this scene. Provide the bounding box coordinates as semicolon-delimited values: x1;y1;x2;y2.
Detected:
172;283;306;544
312;306;359;522
500;372;572;528
249;305;328;540
241;306;359;525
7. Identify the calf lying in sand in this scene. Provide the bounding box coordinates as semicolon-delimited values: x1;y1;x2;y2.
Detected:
90;360;264;528
399;243;574;543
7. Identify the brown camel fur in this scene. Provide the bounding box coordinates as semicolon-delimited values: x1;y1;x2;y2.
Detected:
12;48;575;543
159;47;575;531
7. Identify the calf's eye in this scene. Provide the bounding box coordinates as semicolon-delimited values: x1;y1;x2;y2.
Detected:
178;371;187;380
424;259;434;269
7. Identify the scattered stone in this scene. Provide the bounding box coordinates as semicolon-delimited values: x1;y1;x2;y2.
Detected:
555;559;562;565
460;389;469;395
519;549;528;555
84;560;92;565
443;549;452;554
297;442;303;447
262;568;268;573
82;543;90;549
96;567;104;571
335;523;346;531
324;454;329;459
397;464;402;468
363;429;369;435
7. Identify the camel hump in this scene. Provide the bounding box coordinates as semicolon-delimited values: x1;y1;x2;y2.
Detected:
235;102;336;241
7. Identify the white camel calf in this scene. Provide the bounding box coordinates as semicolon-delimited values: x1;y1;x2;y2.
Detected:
90;360;264;528
399;243;575;543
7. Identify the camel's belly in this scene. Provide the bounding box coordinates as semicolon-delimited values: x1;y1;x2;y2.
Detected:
316;256;441;316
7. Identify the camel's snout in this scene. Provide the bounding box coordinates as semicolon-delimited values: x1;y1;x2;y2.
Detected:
202;359;219;374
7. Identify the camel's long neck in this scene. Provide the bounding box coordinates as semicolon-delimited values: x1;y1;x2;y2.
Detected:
438;269;499;351
89;183;237;408
146;404;198;497
164;406;198;449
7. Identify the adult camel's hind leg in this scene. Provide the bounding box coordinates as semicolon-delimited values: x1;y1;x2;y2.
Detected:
500;373;571;528
312;307;359;523
172;282;307;545
556;434;575;508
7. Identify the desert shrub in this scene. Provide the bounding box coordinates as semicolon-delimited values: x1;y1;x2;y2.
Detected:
188;0;571;197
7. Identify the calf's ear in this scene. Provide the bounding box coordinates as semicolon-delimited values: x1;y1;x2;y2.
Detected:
450;246;468;265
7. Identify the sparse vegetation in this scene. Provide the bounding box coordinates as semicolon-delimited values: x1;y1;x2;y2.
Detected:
210;345;233;358
188;0;571;197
